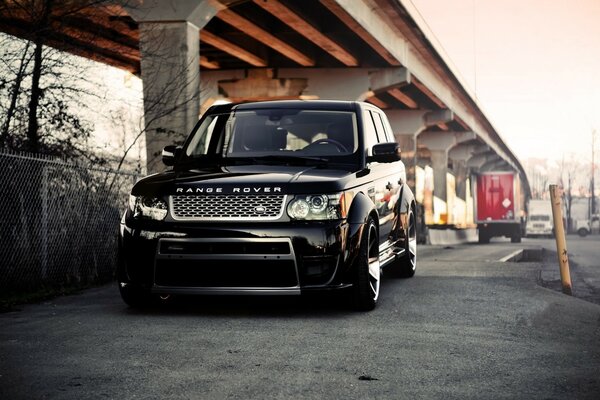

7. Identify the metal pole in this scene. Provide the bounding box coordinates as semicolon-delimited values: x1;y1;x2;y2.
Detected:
549;184;572;295
591;129;596;218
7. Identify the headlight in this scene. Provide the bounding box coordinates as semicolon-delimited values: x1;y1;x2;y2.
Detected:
287;193;348;220
129;195;168;221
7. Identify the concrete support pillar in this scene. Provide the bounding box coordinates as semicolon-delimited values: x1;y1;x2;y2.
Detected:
468;152;496;171
466;145;494;171
127;0;220;172
419;132;453;224
448;141;479;199
386;109;453;191
452;160;469;199
430;149;449;212
419;131;475;224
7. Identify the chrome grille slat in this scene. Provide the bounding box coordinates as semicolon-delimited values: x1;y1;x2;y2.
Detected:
170;194;286;221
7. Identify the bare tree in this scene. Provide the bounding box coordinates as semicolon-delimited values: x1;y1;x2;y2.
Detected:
524;158;550;199
559;155;581;233
0;0;111;161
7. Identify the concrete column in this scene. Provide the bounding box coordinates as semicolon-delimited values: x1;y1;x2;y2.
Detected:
452;160;469;199
466;145;493;172
430;149;449;210
468;152;496;171
419;131;475;224
419;132;453;224
386;109;453;191
127;0;220;172
448;141;479;199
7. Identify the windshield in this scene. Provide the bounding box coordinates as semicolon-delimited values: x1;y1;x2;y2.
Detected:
184;109;358;159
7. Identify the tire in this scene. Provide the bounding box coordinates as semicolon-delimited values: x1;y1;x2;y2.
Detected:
352;217;380;311
478;231;490;244
578;228;589;237
389;204;417;278
118;283;154;308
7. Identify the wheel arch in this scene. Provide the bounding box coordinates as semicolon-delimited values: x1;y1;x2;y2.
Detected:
342;192;378;282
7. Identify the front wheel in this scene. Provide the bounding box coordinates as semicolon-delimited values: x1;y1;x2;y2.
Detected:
352;217;380;311
118;283;154;308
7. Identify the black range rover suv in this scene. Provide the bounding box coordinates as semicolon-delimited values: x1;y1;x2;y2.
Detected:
118;100;417;311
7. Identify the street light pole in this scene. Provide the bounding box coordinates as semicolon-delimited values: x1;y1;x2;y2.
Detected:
592;129;596;218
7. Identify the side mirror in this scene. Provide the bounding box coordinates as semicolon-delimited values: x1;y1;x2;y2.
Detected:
162;145;181;166
369;142;401;163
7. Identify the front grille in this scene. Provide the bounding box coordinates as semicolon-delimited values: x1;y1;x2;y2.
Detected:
155;259;298;288
154;238;298;289
170;194;286;221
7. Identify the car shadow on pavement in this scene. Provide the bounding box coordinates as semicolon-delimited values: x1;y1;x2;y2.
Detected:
120;292;357;318
116;278;407;318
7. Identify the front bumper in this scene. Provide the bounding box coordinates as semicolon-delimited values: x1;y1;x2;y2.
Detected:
526;227;552;236
118;219;360;296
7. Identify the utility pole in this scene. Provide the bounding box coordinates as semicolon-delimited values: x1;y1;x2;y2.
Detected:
592;129;596;218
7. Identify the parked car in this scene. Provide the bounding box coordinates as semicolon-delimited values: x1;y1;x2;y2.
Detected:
118;100;417;311
576;214;600;237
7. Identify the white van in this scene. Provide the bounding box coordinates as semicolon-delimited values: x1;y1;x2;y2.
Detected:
525;200;553;237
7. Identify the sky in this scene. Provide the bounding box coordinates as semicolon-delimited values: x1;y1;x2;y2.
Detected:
409;0;600;165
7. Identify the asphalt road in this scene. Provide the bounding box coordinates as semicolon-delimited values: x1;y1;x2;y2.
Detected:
1;243;599;399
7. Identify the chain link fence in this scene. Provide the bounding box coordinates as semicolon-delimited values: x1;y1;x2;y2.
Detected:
0;150;141;298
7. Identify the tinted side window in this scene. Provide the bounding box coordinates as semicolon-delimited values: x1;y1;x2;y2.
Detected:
362;110;379;154
371;111;387;143
376;112;392;142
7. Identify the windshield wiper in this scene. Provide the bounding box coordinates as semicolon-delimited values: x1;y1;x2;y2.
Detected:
252;155;329;165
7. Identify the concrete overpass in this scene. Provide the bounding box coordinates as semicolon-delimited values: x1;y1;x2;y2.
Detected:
0;0;530;228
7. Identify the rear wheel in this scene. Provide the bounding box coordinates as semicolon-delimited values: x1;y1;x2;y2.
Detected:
478;230;490;244
578;228;589;237
389;204;417;278
352;217;380;311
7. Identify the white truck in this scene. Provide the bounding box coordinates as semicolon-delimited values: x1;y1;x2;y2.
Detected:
525;199;553;237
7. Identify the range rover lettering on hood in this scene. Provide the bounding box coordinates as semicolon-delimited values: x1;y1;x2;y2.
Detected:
175;186;283;194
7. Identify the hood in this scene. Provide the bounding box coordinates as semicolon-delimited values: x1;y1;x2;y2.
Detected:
132;164;357;196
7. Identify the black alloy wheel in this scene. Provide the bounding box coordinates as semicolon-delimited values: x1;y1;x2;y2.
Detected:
353;217;380;311
389;204;417;277
398;205;417;277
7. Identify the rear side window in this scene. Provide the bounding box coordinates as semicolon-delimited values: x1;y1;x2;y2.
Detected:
362;110;380;153
371;111;387;143
375;112;393;142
